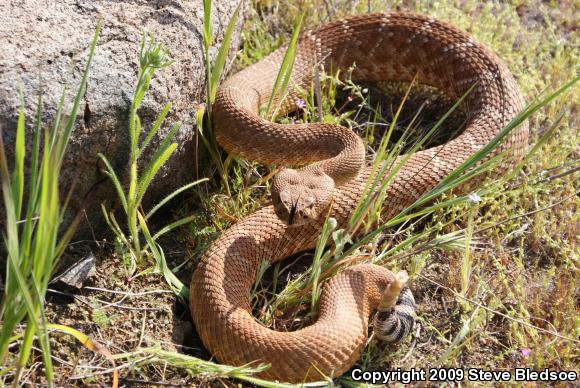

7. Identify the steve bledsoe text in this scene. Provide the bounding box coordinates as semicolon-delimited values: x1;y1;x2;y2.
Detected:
350;367;578;384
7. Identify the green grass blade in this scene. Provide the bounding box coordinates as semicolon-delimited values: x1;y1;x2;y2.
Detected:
21;82;45;261
97;154;128;211
133;74;151;113
8;255;43;372
138;102;171;158
12;89;26;220
202;0;213;118
30;132;57;282
0;127;21;359
128;161;138;205
209;2;241;103
33;283;54;383
113;346;330;387
348;80;419;229
309;217;337;311
136;142;178;205
146;178;208;220
56;20;101;162
203;0;213;48
265;13;304;118
195;106;226;185
135;120;181;206
101;205;133;257
137;212;188;300
504;108;566;182
49;86;67;151
152;214;196;241
148;121;181;169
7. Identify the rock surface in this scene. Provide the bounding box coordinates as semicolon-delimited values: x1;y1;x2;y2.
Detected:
0;0;244;233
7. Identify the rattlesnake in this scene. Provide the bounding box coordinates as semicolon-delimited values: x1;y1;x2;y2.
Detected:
190;12;528;383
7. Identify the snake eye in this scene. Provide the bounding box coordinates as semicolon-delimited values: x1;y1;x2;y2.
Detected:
303;196;315;209
279;191;291;205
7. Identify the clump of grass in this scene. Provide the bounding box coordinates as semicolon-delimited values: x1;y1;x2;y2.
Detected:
98;34;207;299
112;347;321;388
263;12;304;120
196;4;305;233
0;24;100;387
196;0;242;197
191;0;272;234
236;5;286;68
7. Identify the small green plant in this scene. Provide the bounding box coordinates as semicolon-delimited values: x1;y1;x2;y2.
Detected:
90;300;116;328
0;23;100;387
98;34;207;299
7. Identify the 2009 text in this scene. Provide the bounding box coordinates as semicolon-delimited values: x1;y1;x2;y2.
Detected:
350;367;577;384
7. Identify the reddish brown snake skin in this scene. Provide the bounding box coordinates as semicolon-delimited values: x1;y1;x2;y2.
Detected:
190;12;528;383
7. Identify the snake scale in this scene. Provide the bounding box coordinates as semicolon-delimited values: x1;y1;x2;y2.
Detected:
190;12;528;382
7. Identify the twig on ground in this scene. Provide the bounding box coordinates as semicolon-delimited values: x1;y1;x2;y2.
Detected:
137;312;147;350
69;355;154;380
400;323;421;363
119;378;185;387
30;346;74;368
47;288;166;313
83;287;174;297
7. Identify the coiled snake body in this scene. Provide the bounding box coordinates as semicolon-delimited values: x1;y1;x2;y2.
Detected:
190;12;528;382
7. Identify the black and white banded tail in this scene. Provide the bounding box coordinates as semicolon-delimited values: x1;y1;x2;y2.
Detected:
373;287;416;342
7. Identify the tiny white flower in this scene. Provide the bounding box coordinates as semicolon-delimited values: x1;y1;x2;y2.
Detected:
362;88;369;94
468;192;481;203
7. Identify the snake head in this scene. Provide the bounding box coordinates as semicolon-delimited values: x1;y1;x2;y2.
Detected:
271;168;335;226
